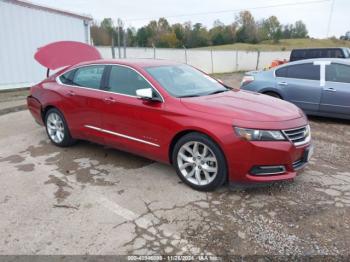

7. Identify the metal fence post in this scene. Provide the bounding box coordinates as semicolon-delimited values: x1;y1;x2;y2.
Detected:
152;44;156;59
256;50;261;70
235;51;239;72
183;45;187;64
111;37;115;59
210;49;214;74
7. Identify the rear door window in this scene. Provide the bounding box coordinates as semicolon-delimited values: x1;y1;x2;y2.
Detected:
71;65;105;89
280;63;320;80
326;63;350;83
59;70;76;85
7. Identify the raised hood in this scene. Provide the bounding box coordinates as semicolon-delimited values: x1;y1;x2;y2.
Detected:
34;41;102;70
181;90;303;123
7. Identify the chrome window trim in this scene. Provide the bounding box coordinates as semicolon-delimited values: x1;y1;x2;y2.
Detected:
55;63;165;102
85;125;160;147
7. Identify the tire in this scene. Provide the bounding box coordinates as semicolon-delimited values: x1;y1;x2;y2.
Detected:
172;132;227;191
264;91;282;99
45;108;75;147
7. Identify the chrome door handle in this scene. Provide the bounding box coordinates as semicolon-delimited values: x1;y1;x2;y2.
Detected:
278;81;288;86
103;97;116;103
323;87;336;92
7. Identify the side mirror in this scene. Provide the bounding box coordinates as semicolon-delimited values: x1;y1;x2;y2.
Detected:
136;88;162;102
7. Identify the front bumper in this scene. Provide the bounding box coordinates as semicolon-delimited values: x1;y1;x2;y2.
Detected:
226;139;312;185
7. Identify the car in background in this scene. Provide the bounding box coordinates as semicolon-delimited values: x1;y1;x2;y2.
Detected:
290;47;350;62
28;41;312;191
241;58;350;120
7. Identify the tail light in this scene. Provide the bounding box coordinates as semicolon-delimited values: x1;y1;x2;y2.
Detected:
240;75;255;87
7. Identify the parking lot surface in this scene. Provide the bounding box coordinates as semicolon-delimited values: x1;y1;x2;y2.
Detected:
0;108;349;256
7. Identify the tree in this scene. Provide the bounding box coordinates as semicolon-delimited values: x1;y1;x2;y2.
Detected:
259;16;282;43
91;14;309;47
235;11;258;43
209;19;235;46
126;27;137;46
158;32;180;48
210;20;226;45
292;20;308;38
100;18;114;31
172;23;185;46
282;24;293;39
136;27;149;46
191;23;210;47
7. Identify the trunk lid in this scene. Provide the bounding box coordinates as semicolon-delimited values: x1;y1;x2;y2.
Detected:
34;41;102;70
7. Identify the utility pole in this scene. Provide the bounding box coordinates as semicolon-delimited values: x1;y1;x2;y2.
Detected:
327;0;335;37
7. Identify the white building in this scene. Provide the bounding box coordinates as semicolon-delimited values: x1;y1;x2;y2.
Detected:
0;0;92;90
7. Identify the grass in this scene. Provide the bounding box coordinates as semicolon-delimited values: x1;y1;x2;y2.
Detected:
195;38;350;51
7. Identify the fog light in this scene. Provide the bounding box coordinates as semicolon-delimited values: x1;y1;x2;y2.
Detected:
250;165;286;176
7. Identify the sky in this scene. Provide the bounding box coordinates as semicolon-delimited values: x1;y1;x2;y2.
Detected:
30;0;349;38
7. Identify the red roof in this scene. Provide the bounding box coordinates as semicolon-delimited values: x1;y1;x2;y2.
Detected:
5;0;92;20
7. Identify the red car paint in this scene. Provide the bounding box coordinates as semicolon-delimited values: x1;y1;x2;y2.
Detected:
27;42;311;186
34;41;102;70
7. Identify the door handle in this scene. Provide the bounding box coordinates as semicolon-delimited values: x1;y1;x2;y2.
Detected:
103;97;116;104
323;87;337;92
66;90;75;96
278;81;288;86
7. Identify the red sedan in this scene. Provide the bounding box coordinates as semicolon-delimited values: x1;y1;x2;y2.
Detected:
27;41;313;191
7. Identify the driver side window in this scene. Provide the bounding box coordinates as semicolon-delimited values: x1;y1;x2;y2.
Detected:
107;65;154;96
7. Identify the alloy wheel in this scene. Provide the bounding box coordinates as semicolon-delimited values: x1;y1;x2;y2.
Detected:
46;112;65;143
177;141;218;186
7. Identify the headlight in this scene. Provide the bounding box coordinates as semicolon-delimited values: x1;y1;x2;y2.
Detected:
234;127;286;141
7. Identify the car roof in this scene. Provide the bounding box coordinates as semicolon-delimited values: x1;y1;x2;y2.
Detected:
291;47;345;51
72;59;182;69
274;58;350;71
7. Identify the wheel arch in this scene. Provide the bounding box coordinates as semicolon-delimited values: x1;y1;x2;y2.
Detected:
168;128;227;166
260;88;284;99
41;104;68;124
41;104;58;122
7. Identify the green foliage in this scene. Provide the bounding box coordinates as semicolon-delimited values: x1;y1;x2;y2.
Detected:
258;16;282;43
91;13;309;48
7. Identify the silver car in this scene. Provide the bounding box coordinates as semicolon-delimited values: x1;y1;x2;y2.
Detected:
241;58;350;120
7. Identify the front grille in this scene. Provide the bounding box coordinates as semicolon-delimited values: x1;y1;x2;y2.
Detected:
282;125;310;146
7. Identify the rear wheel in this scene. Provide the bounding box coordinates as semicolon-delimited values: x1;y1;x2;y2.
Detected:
45;108;75;147
172;132;227;191
264;91;282;99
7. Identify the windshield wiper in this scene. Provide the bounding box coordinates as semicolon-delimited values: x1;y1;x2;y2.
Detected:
179;94;202;98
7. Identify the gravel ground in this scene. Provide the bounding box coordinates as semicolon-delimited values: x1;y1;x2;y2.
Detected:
0;74;349;258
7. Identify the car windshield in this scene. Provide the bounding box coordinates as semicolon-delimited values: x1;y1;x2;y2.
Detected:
145;64;229;98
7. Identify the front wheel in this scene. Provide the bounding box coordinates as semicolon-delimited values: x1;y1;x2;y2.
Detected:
172;132;227;191
45;108;76;147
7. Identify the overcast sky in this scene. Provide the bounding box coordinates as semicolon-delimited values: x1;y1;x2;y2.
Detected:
31;0;349;38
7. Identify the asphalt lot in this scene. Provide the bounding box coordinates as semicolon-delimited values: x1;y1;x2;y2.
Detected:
0;74;349;256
